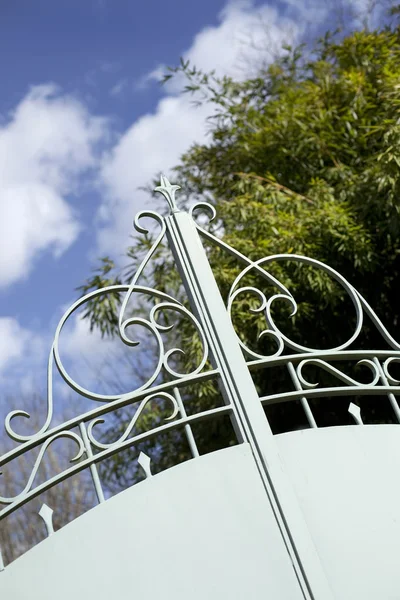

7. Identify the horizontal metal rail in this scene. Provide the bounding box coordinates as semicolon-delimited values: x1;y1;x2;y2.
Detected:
247;350;400;371
0;405;233;520
260;385;400;405
0;369;219;468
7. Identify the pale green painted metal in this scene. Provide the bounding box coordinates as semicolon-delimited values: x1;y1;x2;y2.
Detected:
1;176;400;598
165;201;332;599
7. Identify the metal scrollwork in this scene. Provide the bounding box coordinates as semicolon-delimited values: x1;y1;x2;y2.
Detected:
87;392;179;450
3;175;400;565
0;179;215;533
296;358;380;389
190;205;400;359
383;357;400;384
227;286;284;359
5;207;210;443
193;206;400;427
229;254;364;355
0;431;85;505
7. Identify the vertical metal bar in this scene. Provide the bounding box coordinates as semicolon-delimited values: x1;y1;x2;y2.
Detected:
0;548;4;572
79;422;105;504
287;362;317;428
373;357;400;423
165;210;333;600
173;387;200;458
166;216;248;447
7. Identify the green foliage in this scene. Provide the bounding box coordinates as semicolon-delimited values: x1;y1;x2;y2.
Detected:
77;258;121;338
80;23;400;484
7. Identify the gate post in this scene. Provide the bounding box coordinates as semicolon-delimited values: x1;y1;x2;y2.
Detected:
157;177;333;600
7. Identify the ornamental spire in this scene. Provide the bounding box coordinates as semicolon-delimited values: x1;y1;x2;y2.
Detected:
154;174;181;214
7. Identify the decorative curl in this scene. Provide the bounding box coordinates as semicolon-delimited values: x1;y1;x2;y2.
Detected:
87;392;179;450
119;210;166;348
296;358;380;390
228;254;364;355
226;254;400;357
228;287;284;359
5;210;209;443
383;357;400;384
189;201;217;224
0;431;84;505
149;303;208;378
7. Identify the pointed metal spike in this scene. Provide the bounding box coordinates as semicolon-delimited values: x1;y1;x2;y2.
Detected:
154;175;181;214
138;451;152;479
38;503;54;537
348;402;363;425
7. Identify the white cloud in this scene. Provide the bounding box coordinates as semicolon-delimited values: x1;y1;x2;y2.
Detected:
135;0;298;90
95;0;329;259
175;0;299;80
61;312;115;363
136;65;166;90
98;96;210;255
0;84;107;288
0;317;47;427
0;317;47;402
0;318;30;372
58;308;158;397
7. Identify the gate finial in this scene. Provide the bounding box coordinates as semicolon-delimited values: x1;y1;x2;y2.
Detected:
154;175;181;214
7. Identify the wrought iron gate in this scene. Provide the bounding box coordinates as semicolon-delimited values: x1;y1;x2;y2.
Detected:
2;177;400;598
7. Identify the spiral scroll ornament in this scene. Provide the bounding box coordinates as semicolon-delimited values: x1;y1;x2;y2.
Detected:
0;178;214;530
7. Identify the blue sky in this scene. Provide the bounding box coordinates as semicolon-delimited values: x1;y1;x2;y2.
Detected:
0;0;229;319
0;0;389;416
